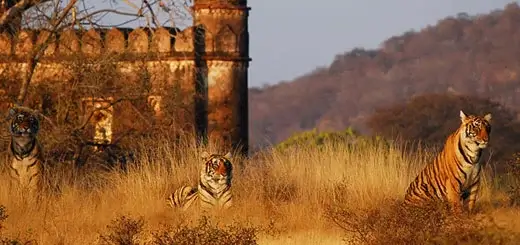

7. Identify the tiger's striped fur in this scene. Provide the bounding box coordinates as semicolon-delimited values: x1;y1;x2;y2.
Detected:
403;110;492;214
166;185;198;211
167;151;233;211
6;107;44;196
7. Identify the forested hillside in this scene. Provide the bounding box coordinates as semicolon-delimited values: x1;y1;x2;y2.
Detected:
249;2;520;150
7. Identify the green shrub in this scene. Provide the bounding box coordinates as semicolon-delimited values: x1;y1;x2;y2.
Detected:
275;127;391;152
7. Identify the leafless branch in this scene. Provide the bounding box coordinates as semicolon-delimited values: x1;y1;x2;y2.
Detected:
16;0;78;105
76;8;143;21
82;17;140;28
142;0;159;28
0;0;52;32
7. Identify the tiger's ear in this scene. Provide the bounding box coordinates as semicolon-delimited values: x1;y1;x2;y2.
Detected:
8;107;16;117
33;109;42;120
201;151;210;160
224;152;232;159
484;113;492;123
459;110;468;123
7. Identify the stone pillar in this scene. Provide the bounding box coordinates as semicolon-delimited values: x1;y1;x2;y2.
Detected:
193;0;250;155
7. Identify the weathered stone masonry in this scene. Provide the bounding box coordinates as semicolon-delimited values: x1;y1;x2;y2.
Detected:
0;0;251;154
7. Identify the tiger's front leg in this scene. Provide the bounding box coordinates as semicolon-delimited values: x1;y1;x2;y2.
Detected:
446;178;463;215
463;182;480;214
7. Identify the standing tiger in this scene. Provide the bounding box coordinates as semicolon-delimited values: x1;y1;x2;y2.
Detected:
167;151;233;211
403;110;491;214
6;106;44;197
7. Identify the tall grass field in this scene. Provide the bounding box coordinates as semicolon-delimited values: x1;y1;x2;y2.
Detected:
0;136;519;245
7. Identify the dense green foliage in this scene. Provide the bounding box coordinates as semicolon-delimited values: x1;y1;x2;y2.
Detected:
274;127;390;152
275;127;357;150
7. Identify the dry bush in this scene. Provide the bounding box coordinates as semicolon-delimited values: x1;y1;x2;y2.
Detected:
0;205;37;244
503;153;520;206
327;200;520;245
152;216;258;245
98;214;260;245
99;215;145;245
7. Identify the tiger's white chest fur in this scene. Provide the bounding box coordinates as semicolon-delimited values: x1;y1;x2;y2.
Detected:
460;162;481;190
10;155;41;187
458;144;483;190
9;142;42;191
456;137;484;189
199;169;232;210
200;172;231;197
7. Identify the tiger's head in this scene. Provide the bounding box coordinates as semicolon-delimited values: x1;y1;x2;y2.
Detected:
201;151;233;184
9;107;40;140
459;110;491;150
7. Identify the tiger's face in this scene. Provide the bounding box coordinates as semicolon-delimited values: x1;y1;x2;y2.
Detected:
459;110;491;149
9;108;40;139
201;151;233;184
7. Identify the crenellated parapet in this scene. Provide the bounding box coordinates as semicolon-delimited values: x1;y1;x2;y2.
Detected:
0;25;246;62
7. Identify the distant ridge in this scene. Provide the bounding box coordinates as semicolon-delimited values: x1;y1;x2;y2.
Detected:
249;2;520;150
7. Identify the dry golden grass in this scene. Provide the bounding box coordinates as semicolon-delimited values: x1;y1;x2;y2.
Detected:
0;137;518;244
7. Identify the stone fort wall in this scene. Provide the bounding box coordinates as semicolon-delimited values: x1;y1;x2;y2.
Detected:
0;1;250;154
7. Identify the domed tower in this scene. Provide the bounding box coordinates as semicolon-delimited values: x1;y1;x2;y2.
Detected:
193;0;250;155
